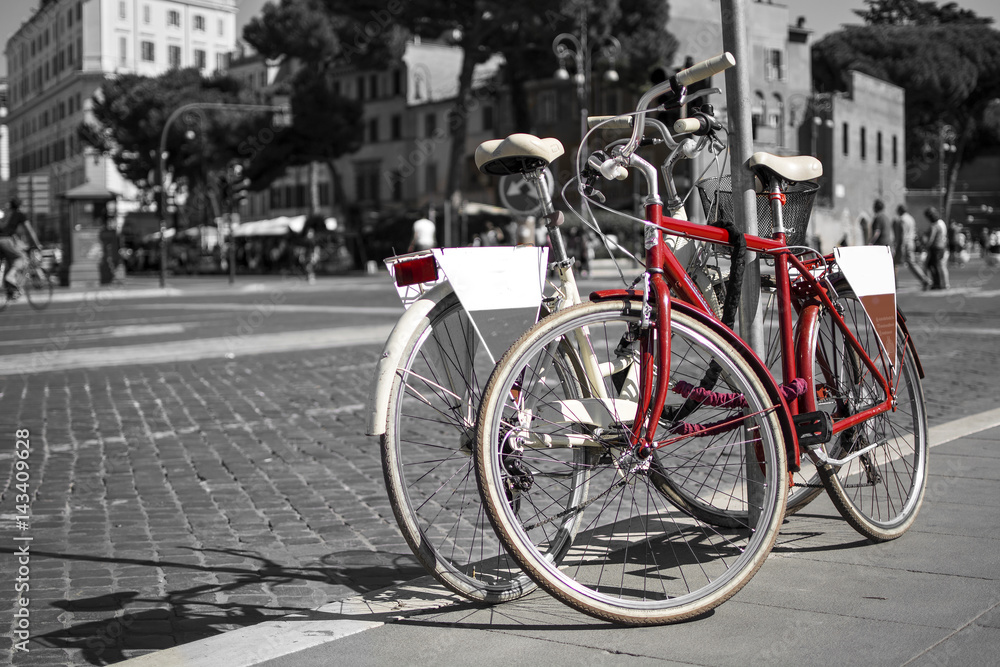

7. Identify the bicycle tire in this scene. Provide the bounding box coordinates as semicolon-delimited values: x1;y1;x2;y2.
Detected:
810;284;928;541
381;292;588;602
475;299;787;625
24;263;54;310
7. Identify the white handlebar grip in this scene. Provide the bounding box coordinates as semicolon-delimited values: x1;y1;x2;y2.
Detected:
673;118;703;134
675;52;736;87
599;159;629;181
587;115;633;130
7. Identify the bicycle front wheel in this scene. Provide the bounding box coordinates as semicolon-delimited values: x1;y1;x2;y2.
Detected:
382;292;586;602
24;264;54;310
810;283;928;541
476;299;787;625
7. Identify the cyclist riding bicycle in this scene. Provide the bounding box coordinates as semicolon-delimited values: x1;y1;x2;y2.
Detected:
0;198;42;300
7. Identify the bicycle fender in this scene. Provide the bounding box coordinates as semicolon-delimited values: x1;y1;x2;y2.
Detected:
365;282;454;436
897;308;925;379
590;290;800;471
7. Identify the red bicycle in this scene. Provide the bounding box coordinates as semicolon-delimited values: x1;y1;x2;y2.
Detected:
474;52;928;624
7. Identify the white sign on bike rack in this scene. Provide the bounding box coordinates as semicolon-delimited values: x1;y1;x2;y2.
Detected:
433;246;549;363
834;245;897;368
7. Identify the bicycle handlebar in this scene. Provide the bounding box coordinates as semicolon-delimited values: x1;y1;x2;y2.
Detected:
622;52;735;159
675;52;736;88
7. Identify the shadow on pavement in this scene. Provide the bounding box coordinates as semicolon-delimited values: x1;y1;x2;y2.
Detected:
8;546;426;666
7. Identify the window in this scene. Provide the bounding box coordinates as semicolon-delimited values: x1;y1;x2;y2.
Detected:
119;1;126;19
168;45;181;69
842;122;849;156
215;52;228;72
860;126;867;160
355;161;382;203
390;114;402;140
876;130;883;163
537;90;557;124
369;74;378;99
143;5;150;23
194;49;206;70
424;112;436;138
119;36;127;65
141;41;154;62
368;117;379;143
194;15;205;31
167;10;180;27
765;48;784;82
751;91;766;139
892;135;899;166
393;70;402;96
482;105;494;132
390;170;403;201
425;162;438;194
67;9;72;27
218;18;224;36
356;76;365;100
68;43;74;65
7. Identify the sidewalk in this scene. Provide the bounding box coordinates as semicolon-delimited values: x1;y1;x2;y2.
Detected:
120;414;1000;667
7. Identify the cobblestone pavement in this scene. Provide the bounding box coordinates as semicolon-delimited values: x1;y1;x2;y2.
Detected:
0;347;421;666
0;260;998;666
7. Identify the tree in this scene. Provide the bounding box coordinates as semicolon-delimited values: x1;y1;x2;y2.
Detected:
81;68;270;222
853;0;993;26
241;0;404;214
499;0;678;133
813;1;1000;219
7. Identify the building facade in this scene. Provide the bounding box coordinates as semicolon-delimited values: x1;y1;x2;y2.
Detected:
3;0;236;281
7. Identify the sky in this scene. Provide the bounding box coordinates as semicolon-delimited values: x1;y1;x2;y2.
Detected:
2;0;1000;77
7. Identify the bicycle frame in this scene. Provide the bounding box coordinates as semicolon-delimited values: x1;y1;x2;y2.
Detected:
598;196;908;471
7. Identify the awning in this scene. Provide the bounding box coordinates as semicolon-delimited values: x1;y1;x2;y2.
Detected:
233;215;338;237
461;201;509;216
61;182;119;200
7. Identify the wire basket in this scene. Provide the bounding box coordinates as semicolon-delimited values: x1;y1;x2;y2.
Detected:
696;175;819;247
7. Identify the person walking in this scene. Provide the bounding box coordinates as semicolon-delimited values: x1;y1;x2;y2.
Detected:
0;198;42;300
868;198;895;258
893;205;931;289
408;215;436;252
924;206;950;290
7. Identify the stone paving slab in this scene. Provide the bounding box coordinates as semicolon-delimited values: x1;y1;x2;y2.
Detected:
0;347;427;665
110;425;1000;667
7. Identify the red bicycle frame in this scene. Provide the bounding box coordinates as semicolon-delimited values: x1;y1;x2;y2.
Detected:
606;199;901;469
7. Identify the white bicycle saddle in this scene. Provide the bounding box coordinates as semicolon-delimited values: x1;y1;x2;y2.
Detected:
475;133;565;176
749;152;823;184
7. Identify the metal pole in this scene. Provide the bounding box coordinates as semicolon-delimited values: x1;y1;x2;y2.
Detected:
720;0;762;353
720;0;766;527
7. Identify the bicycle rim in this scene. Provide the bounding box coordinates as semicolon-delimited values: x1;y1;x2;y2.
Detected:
24;266;53;310
382;294;585;602
813;287;928;540
476;300;787;624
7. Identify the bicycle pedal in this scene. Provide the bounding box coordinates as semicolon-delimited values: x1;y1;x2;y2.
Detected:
793;411;833;447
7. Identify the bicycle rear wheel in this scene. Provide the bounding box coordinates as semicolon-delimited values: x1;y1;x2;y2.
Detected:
24;263;54;310
476;299;787;625
810;283;928;541
382;292;586;602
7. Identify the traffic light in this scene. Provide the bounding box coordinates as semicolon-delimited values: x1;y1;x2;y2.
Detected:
227;162;250;202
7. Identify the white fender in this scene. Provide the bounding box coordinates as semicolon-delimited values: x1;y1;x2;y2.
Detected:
365;281;454;436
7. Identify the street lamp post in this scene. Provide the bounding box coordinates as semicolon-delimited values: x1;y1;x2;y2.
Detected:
552;13;621;142
156;102;291;288
939;123;957;215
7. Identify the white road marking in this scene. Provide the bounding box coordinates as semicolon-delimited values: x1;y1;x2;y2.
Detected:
0;325;395;376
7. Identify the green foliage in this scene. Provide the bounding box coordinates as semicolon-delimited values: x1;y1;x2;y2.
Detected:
813;5;1000;213
82;68;262;188
853;0;993;26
